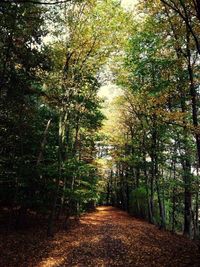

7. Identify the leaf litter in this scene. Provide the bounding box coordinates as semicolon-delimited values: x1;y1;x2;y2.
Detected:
0;207;200;267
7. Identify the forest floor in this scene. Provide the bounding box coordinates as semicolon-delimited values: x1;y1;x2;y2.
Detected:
1;206;200;267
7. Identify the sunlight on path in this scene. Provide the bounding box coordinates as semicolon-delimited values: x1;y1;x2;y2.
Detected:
37;206;200;267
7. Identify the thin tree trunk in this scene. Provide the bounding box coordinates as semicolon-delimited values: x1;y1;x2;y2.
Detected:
155;178;166;229
172;158;176;233
142;143;153;223
37;119;52;166
183;162;192;237
194;165;199;239
47;114;62;236
186;29;200;168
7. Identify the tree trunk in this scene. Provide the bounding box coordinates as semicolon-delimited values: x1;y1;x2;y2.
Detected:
37;119;52;165
172;158;176;233
47;114;63;237
186;29;200;168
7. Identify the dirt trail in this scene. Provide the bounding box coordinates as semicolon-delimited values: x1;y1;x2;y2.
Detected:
1;206;200;267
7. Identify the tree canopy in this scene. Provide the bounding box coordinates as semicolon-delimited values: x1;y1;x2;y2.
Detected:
0;0;200;242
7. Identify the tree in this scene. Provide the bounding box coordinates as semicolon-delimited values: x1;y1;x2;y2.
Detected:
101;6;200;238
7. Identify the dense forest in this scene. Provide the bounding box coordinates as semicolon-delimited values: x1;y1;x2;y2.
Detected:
102;0;200;240
0;0;200;252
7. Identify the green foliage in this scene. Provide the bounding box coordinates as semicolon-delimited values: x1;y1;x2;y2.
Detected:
129;187;148;219
98;0;200;239
0;1;131;231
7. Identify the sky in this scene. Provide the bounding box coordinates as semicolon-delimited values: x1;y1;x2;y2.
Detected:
98;82;123;102
121;0;138;10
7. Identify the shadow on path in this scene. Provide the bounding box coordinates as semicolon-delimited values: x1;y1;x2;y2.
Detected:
1;207;200;267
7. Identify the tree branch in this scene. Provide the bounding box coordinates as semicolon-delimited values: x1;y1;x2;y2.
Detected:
1;0;72;5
